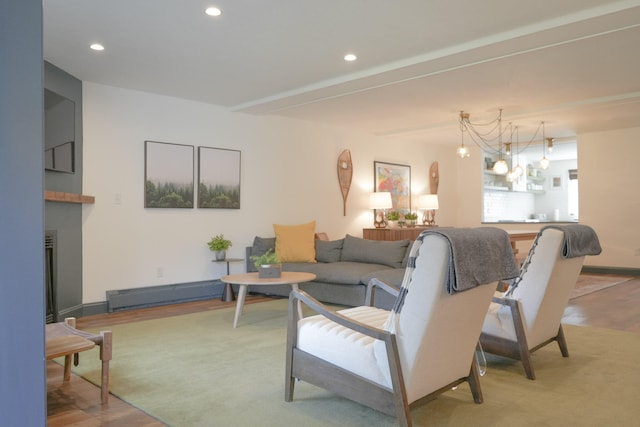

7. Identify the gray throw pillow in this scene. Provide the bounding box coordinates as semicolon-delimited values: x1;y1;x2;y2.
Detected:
341;234;410;269
251;236;275;257
315;239;344;263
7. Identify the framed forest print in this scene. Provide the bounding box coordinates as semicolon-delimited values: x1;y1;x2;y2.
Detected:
198;147;241;209
374;161;411;213
144;141;194;208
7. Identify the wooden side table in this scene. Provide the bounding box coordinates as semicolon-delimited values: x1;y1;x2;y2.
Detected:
46;317;112;404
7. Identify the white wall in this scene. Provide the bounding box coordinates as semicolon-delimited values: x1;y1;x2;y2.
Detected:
578;127;640;268
535;159;578;221
475;127;640;268
81;83;640;304
81;82;452;303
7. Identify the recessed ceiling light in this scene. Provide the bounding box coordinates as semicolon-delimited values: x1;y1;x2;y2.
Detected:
205;7;222;16
90;43;105;51
344;53;357;62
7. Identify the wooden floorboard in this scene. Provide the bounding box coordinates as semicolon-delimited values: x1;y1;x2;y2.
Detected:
47;279;639;425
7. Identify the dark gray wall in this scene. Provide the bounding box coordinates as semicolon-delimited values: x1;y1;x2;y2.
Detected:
0;0;47;424
44;62;84;319
45;62;83;194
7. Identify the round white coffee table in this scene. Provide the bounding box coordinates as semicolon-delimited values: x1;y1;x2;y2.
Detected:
221;271;316;327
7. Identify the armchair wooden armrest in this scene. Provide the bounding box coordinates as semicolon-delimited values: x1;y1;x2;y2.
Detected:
365;278;401;307
491;295;519;311
288;289;388;340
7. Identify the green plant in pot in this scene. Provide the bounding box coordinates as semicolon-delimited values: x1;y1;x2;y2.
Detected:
405;212;418;227
387;211;400;228
250;248;282;278
207;234;232;261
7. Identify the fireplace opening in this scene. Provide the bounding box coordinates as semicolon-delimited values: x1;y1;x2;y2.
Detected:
45;230;57;323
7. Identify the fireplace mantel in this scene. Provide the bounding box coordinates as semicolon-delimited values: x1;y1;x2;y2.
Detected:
45;191;95;204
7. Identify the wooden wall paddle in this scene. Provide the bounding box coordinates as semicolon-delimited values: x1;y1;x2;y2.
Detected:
337;149;353;216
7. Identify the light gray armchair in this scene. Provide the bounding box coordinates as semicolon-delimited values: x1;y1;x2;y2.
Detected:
480;224;601;379
285;228;517;426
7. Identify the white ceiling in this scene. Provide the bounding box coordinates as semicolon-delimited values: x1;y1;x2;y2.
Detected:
43;0;640;145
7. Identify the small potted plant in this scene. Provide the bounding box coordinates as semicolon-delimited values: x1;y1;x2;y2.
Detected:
207;234;232;261
250;248;281;278
387;211;400;228
404;212;418;227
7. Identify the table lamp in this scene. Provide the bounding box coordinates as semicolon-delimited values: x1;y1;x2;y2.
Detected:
369;192;392;228
418;194;439;226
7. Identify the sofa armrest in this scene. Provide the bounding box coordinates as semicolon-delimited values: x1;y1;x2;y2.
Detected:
365;278;400;307
245;247;257;272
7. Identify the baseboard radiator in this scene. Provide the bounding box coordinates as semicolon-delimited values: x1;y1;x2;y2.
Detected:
106;280;224;312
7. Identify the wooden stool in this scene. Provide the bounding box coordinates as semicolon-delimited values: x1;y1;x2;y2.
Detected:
46;317;112;404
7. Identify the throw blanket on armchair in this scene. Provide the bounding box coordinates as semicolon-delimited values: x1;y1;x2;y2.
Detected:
423;227;519;294
385;227;519;329
396;227;518;297
541;224;602;258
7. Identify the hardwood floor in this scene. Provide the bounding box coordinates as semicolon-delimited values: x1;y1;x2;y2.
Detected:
563;276;640;334
47;295;272;427
47;278;639;426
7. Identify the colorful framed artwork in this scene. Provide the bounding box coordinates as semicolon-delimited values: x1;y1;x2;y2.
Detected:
374;161;411;213
144;141;194;208
198;147;241;209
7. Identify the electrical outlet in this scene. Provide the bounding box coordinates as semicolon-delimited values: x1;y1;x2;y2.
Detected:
156;267;163;278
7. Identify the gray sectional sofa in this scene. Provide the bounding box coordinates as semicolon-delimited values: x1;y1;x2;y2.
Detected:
244;234;411;309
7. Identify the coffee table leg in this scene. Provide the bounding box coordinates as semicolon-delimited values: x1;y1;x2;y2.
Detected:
291;283;303;319
233;284;248;328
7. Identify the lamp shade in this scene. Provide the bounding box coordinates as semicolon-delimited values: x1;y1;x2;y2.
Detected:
418;194;439;210
369;192;392;209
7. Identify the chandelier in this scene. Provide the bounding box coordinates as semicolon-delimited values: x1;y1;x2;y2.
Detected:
457;109;552;176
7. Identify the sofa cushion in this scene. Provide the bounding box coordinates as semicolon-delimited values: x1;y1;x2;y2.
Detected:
274;221;316;263
250;236;276;258
315;238;344;263
283;261;392;285
341;234;410;269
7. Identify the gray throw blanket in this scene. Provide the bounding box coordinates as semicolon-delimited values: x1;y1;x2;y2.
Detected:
541;224;602;258
418;227;519;294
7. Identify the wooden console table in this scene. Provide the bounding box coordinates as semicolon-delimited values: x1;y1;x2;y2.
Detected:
506;230;539;256
364;228;539;259
363;227;430;241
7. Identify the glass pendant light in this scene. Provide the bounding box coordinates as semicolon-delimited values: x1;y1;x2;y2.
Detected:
539;121;550;169
493;114;508;174
457;122;470;158
493;159;509;174
513;126;524;176
457;144;470;158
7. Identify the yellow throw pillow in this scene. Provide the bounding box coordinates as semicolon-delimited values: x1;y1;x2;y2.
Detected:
273;221;317;263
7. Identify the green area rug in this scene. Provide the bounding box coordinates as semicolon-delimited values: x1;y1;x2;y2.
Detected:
70;299;640;426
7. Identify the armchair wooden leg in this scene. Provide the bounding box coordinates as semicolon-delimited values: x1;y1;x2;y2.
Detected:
556;325;570;357
285;296;300;402
508;299;536;380
468;360;484;404
519;345;536;380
